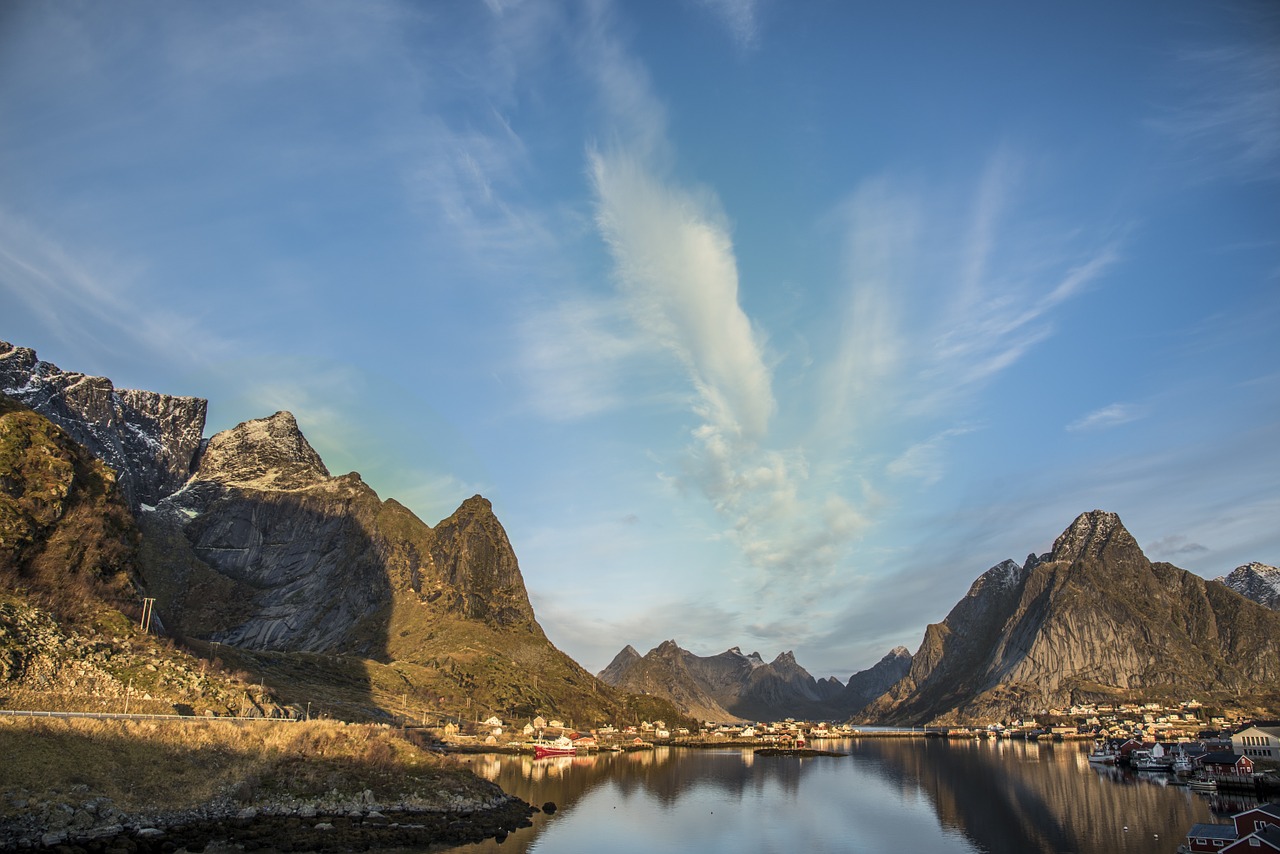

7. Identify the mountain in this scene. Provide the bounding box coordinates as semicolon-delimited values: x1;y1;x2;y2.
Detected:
838;646;913;714
598;640;851;721
0;340;691;728
0;394;283;717
861;511;1280;725
1216;563;1280;610
0;342;206;512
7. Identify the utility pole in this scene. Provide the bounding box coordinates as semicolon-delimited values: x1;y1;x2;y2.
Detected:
123;678;133;715
139;598;155;633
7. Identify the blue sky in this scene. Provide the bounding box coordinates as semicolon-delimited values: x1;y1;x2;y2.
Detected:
2;0;1277;679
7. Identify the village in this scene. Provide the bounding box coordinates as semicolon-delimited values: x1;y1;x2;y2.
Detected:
431;699;1275;753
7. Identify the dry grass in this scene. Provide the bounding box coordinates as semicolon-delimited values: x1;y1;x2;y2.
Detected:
0;717;483;816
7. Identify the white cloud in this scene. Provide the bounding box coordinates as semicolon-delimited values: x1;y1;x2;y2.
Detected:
590;149;775;441
1066;403;1143;433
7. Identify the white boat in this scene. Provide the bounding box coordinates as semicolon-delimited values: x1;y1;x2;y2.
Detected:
1087;747;1117;765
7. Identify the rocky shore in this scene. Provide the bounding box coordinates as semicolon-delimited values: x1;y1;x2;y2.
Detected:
1;788;537;852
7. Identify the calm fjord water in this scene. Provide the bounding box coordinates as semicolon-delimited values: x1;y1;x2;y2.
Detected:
447;738;1238;854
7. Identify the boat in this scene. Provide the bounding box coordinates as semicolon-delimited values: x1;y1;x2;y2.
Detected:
1131;751;1173;771
1087;744;1117;765
533;735;577;758
1187;778;1217;793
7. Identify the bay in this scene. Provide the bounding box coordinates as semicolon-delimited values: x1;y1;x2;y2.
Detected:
444;738;1257;854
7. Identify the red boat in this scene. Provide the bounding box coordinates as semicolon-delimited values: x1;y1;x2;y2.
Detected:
533;736;577;758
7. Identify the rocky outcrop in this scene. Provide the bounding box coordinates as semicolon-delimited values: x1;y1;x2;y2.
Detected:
1216;562;1280;610
194;411;329;490
861;511;1280;725
0;342;206;512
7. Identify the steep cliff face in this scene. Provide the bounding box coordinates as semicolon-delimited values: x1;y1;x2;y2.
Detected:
1216;563;1280;610
863;511;1280;725
0;342;206;512
141;412;543;656
838;646;913;713
428;496;536;627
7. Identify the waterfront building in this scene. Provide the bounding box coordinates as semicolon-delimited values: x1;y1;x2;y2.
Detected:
1232;723;1280;761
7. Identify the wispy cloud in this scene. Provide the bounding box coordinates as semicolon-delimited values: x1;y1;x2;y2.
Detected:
575;8;865;599
1153;16;1280;182
0;209;232;367
515;295;658;420
692;0;762;50
887;426;978;486
1066;403;1143;433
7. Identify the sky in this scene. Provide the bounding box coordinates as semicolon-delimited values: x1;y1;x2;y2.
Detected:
1;0;1277;680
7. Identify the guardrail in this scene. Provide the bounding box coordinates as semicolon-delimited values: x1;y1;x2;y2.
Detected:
0;709;299;722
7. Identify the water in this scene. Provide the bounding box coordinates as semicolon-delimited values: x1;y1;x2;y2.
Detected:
445;738;1260;854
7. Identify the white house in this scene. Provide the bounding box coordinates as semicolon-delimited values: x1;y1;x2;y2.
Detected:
1233;724;1280;761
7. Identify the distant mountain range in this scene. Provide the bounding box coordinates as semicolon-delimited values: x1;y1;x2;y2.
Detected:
0;340;688;727
602;513;1280;725
597;640;913;722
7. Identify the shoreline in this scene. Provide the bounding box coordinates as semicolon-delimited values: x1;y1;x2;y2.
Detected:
1;790;537;851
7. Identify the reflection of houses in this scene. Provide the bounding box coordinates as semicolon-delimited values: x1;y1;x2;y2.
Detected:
1232;723;1280;761
1182;804;1280;853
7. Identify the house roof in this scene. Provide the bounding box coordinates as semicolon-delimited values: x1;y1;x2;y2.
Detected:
1187;823;1238;841
1237;803;1280;821
1225;824;1280;852
1200;750;1247;765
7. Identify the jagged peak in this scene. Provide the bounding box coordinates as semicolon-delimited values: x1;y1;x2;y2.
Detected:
746;651;765;666
887;646;912;659
771;651;798;667
195;410;330;490
1216;562;1280;609
1049;510;1141;565
654;639;683;655
967;558;1028;598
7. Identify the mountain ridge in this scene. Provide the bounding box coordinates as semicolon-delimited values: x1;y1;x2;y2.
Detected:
862;510;1280;725
0;340;691;728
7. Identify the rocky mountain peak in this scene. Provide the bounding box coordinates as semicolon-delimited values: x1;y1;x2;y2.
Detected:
771;651;798;668
429;494;535;627
1049;509;1139;565
1216;562;1280;610
195;411;330;490
0;341;206;511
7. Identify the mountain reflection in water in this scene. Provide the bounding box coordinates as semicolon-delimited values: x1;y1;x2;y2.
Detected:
448;739;1224;854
